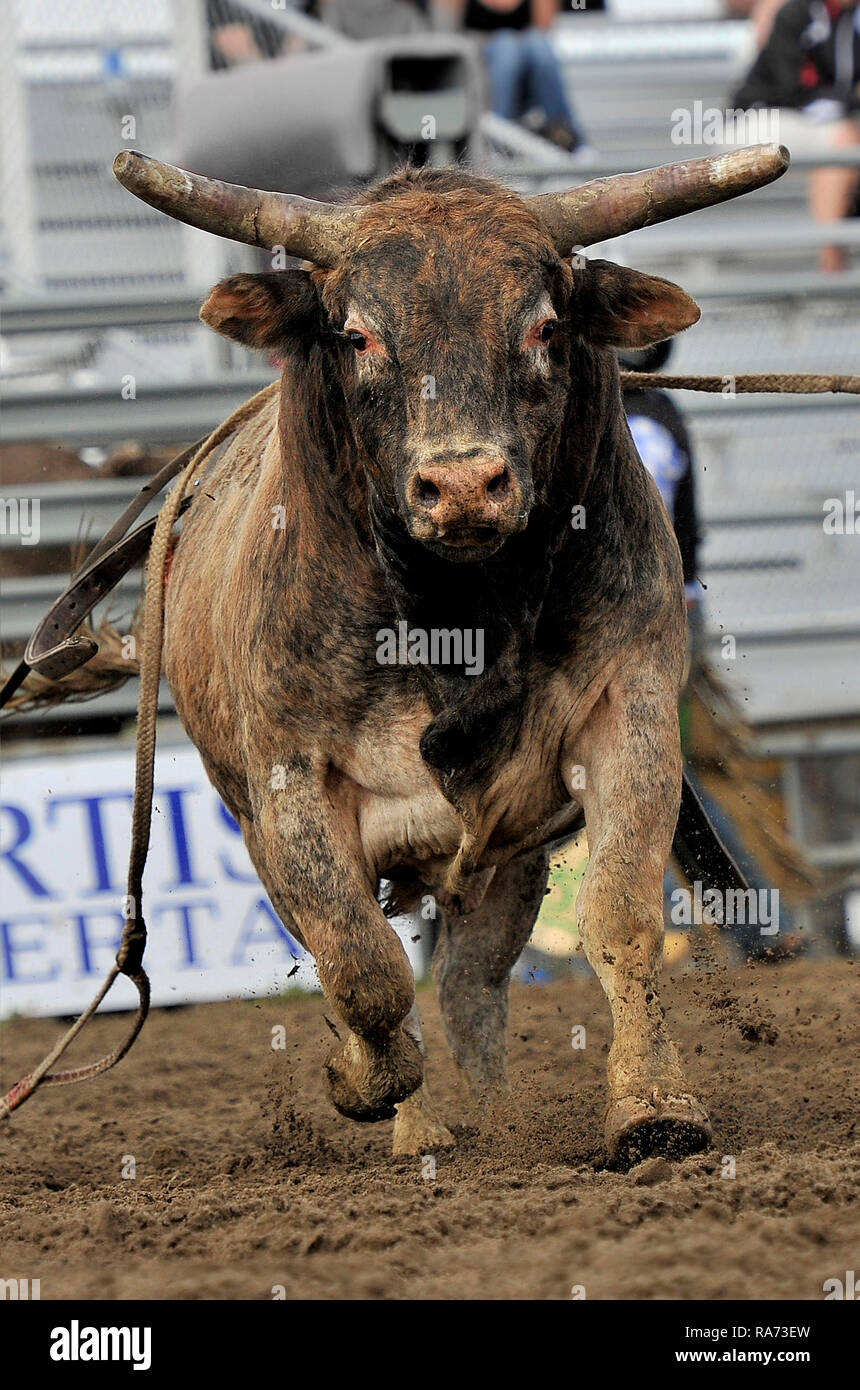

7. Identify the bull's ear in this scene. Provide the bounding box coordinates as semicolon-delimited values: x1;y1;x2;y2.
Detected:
571;259;700;348
200;270;319;349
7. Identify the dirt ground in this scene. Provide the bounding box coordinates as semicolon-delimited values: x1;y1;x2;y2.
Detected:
1;951;857;1301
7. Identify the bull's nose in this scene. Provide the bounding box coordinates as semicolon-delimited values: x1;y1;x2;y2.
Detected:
406;458;522;534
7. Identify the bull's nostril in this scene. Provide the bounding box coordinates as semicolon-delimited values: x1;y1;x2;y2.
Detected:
416;477;441;509
486;469;511;499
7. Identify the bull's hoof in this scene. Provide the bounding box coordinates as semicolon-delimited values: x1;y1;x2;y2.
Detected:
392;1088;456;1156
605;1090;712;1171
324;1028;423;1124
325;1074;397;1123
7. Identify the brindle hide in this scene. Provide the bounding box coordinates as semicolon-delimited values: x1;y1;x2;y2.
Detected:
160;167;712;1165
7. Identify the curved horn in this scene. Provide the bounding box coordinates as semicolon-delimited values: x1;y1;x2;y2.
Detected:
113;150;359;267
529;144;790;252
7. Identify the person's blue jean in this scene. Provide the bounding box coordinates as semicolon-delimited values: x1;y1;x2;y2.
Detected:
483;28;579;130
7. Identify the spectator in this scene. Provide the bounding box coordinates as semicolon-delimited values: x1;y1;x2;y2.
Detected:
723;0;790;41
732;0;860;271
208;1;280;67
620;339;701;632
207;0;430;66
319;0;430;39
750;0;792;45
436;0;591;153
207;0;316;67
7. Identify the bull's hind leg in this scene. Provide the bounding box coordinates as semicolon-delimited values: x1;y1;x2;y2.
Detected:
567;668;712;1168
253;766;423;1122
432;847;550;1108
392;1004;455;1156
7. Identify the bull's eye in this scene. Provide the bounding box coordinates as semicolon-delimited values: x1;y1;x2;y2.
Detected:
343;317;384;358
525;317;558;350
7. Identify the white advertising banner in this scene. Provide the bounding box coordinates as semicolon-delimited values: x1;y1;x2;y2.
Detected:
0;743;423;1020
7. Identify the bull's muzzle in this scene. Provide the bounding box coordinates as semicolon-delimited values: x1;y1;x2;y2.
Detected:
405;456;529;556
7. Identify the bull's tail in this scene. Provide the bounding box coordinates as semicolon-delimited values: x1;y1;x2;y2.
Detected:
0;614;139;716
673;770;749;893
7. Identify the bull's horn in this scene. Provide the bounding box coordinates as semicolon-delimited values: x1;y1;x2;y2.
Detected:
112;150;359;267
529;144;790;252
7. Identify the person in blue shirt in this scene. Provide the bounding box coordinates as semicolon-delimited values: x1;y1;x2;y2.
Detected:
620;339;703;621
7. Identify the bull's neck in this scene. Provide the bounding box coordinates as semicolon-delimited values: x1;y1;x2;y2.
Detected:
368;382;627;806
269;349;635;807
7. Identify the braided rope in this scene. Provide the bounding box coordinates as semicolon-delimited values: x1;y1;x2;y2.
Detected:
621;371;860;394
0;381;280;1123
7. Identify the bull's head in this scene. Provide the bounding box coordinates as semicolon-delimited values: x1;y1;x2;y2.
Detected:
114;146;787;563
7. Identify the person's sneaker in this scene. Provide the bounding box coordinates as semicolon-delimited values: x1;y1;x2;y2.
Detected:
567;143;599;168
538;118;585;153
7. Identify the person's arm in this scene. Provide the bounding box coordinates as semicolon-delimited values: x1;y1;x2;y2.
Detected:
762;0;845;110
432;0;467;26
533;0;561;29
752;0;788;50
211;23;266;66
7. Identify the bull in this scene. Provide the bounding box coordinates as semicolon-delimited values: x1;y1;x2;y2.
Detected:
101;146;786;1165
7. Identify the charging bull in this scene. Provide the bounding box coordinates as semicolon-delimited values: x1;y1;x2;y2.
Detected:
104;145;787;1166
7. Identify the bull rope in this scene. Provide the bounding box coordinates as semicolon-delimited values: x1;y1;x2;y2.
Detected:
0;381;280;1123
620;372;860;394
0;369;856;1124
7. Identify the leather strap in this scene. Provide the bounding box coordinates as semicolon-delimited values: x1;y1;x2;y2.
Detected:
0;438;206;708
23;498;192;681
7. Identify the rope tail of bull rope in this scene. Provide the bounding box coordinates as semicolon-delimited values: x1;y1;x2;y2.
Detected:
0;370;856;1124
0;381;280;1123
619;372;860;394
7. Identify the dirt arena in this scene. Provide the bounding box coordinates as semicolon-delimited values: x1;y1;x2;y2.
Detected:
1;950;857;1301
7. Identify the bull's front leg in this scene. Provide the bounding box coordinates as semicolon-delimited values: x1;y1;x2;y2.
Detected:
254;757;422;1121
565;667;712;1168
392;1003;456;1156
432;848;551;1108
